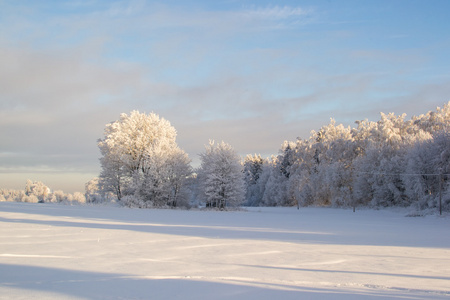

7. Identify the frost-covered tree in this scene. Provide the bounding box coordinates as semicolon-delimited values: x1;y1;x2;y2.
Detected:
0;181;87;205
243;154;265;206
280;120;356;207
85;178;103;203
259;102;450;210
352;112;432;207
25;180;51;203
310;120;356;206
250;157;274;206
261;151;292;206
280;143;295;179
165;149;193;207
258;141;298;207
413;102;450;134
404;130;450;211
198;141;245;209
135;147;192;208
72;192;86;204
98;111;192;207
261;165;288;206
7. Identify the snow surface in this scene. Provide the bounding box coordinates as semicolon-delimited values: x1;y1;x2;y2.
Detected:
0;202;449;299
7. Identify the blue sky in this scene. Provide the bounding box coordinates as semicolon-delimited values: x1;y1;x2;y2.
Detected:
1;0;449;192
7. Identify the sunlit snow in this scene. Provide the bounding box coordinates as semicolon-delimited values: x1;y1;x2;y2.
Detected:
1;202;449;299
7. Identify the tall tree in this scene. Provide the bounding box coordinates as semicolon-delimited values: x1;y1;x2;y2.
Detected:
198;141;245;209
243;154;264;206
98;111;191;207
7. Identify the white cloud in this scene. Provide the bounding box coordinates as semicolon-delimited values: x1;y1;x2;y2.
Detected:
242;5;310;20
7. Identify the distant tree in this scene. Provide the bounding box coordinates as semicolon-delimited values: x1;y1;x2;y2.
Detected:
48;190;66;203
413;102;450;133
98;111;192;207
261;164;288;206
198;141;245;209
251;157;274;206
280;142;295;179
135;147;192;207
260;142;298;206
25;179;51;203
164;149;193;207
262;103;450;210
404;130;450;210
352;112;432;207
85;178;102;203
243;154;264;206
72;192;86;204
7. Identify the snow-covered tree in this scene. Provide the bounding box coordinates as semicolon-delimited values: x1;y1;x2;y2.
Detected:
164;149;193;207
198;141;245;209
250;157;274;206
352;112;432;207
243;154;265;206
261;102;449;209
280;142;295;179
85;178;103;203
404;130;450;211
257;141;299;207
98;111;192;207
413;102;450;134
261;164;288;206
135;147;192;208
1;182;88;205
72;192;86;204
25;180;51;203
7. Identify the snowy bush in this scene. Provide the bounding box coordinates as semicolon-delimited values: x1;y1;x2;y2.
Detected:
121;195;153;209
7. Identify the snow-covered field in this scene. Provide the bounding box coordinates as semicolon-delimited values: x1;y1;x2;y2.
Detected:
0;202;449;299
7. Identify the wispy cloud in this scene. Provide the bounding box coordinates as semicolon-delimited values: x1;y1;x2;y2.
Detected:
242;5;310;20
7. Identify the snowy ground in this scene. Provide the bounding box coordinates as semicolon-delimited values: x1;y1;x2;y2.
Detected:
0;202;449;300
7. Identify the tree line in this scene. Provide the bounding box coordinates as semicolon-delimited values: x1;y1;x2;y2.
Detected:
244;102;450;212
2;103;449;212
0;179;87;204
97;111;245;209
96;103;450;212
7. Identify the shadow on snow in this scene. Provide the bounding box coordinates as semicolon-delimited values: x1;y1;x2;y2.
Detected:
2;263;445;300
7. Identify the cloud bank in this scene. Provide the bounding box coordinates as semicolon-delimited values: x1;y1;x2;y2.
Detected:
0;1;449;192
